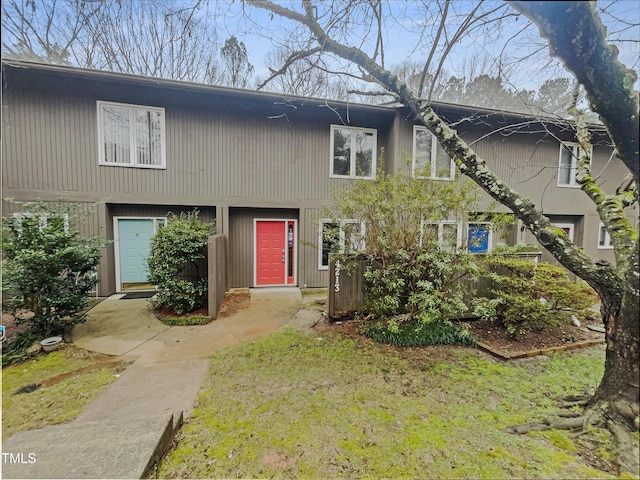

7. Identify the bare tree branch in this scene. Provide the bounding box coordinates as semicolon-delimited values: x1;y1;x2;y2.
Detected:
509;1;639;183
418;0;449;98
258;46;322;90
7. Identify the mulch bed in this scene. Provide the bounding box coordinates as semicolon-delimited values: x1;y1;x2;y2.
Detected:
157;288;251;322
158;305;209;320
462;318;605;359
217;289;251;318
316;316;605;360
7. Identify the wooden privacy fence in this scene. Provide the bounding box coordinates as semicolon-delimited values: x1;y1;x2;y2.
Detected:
207;234;227;319
328;254;369;319
327;251;542;320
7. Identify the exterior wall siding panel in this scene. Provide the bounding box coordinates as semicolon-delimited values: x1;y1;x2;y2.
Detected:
299;208;329;288
3;83;394;205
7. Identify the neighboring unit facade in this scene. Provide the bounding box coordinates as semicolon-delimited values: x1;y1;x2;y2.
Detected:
2;60;636;296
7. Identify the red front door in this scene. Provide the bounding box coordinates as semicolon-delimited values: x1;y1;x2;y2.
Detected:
255;220;296;286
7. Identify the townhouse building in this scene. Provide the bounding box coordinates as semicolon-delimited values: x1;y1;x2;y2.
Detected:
2;59;634;296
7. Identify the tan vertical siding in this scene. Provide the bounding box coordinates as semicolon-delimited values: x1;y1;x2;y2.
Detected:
299;208;330;288
3;84;393;206
108;204;216;224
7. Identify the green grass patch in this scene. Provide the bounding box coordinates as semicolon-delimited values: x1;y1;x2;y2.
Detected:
158;329;615;479
158;315;211;326
301;288;328;297
2;346;127;439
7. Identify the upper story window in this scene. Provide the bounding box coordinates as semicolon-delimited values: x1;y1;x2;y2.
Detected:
597;223;614;249
558;142;590;188
413;126;455;180
98;101;166;169
421;220;462;249
330;125;376;179
319;219;366;269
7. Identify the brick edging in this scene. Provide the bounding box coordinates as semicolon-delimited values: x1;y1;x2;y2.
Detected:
477;339;605;360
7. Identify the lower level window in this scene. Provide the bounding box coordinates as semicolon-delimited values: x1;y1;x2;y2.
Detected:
13;212;69;232
421;221;462;249
319;220;365;269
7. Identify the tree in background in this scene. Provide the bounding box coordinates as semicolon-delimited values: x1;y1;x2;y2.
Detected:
0;0;586;110
82;0;220;84
1;0;104;63
220;35;255;89
2;0;221;85
250;0;638;473
261;46;329;97
392;58;576;116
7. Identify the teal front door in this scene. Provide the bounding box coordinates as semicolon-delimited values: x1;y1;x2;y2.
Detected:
118;218;157;289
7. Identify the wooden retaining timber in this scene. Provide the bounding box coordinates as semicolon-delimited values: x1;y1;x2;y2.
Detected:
477;338;605;361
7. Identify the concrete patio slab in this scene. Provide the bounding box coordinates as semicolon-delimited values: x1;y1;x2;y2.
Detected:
72;295;169;356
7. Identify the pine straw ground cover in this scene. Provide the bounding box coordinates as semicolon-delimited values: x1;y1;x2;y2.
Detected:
157;327;626;479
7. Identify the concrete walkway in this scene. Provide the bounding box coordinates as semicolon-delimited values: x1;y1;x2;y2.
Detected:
2;288;306;479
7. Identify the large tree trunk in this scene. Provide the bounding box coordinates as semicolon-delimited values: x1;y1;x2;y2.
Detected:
592;242;640;418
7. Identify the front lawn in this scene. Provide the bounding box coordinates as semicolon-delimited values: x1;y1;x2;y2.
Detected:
2;345;128;439
158;327;617;478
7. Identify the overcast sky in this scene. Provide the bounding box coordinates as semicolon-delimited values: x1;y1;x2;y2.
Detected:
2;0;638;93
215;0;640;91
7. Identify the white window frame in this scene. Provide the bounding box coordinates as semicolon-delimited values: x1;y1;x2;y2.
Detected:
412;126;455;181
551;222;575;242
467;222;493;254
318;219;366;270
13;212;70;232
97;100;166;169
597;223;614;249
330;125;377;180
420;220;462;248
597;223;613;249
557;142;591;188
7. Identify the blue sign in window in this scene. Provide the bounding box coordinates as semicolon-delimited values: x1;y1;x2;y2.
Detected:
468;224;490;253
